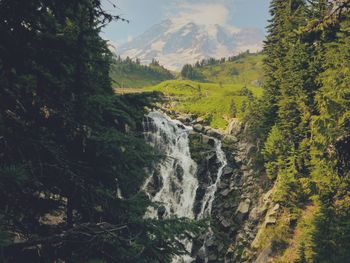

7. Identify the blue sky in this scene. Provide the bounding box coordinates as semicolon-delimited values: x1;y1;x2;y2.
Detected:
101;0;270;45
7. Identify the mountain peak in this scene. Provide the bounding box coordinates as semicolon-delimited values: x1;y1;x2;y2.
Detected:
117;20;264;70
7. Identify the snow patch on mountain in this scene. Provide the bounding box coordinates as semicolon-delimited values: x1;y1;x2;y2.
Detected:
116;19;264;70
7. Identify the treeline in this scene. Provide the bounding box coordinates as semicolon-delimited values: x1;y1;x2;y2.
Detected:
180;50;254;80
193;50;252;68
112;56;173;78
0;1;198;262
110;56;174;88
244;0;350;262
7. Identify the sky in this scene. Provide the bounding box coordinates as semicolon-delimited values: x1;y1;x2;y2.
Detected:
101;0;271;45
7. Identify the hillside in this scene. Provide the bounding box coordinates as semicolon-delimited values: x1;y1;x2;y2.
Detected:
180;52;264;85
196;52;264;85
145;80;263;129
110;56;174;88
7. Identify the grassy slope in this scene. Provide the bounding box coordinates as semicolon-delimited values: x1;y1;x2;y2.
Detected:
145;80;263;129
197;53;264;85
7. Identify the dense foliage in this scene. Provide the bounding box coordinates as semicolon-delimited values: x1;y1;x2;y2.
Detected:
244;0;350;262
0;1;199;262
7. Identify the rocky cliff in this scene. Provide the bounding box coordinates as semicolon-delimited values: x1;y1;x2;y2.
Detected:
144;108;277;263
177;112;280;263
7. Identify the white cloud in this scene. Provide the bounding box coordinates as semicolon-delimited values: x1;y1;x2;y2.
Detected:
171;3;230;26
166;3;240;34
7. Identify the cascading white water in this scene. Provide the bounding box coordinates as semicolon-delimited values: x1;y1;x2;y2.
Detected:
143;111;198;220
143;111;228;263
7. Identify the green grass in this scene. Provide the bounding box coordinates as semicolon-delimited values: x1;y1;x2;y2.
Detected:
197;53;265;85
145;80;263;129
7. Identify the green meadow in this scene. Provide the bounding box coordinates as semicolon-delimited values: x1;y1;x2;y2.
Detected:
197;53;265;85
145;80;263;129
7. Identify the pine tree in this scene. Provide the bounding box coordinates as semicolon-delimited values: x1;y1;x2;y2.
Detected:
0;1;201;262
258;0;290;138
229;99;237;118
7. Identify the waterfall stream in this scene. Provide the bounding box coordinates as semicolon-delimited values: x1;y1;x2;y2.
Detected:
143;111;228;262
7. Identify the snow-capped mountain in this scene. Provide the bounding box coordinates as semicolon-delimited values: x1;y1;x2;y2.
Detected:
116;19;264;70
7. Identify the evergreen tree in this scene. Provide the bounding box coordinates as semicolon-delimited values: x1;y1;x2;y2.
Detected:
0;1;200;262
257;0;291;138
181;64;194;79
229;99;237;118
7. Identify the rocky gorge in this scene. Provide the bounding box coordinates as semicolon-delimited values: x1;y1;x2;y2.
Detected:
142;109;279;263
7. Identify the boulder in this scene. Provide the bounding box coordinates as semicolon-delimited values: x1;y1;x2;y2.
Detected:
206;128;222;138
221;218;232;228
218;180;229;189
196;117;205;124
177;114;191;124
202;135;216;147
223;135;238;144
227;118;243;136
203;126;211;133
237;199;251;215
220;189;231;197
236;199;251;222
189;130;197;136
222;166;234;176
193;124;204;132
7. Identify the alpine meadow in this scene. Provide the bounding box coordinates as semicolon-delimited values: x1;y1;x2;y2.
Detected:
0;1;349;263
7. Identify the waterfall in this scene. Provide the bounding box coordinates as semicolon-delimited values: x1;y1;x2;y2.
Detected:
143;111;198;220
143;111;228;262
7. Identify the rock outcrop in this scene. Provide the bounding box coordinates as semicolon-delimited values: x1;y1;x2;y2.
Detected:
149;109;274;263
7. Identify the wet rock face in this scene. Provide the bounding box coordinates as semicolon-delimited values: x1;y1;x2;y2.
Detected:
189;132;224;219
145;170;163;197
205;123;269;263
174;163;184;181
183;117;258;262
